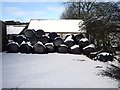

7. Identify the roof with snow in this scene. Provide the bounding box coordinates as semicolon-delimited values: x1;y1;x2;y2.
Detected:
28;19;85;33
7;25;26;34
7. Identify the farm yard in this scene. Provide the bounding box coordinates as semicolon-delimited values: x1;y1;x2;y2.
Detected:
1;19;120;88
1;0;120;89
2;52;120;88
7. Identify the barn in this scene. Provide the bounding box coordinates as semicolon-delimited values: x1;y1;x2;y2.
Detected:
25;19;86;38
0;20;7;52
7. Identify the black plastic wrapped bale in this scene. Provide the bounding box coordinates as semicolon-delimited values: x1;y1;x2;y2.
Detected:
14;35;27;45
96;52;114;62
33;42;46;54
89;52;98;59
69;45;82;54
35;29;45;37
64;35;75;48
99;48;114;55
83;44;95;56
45;43;54;53
74;34;84;44
28;36;38;45
57;44;68;53
7;42;19;53
7;34;17;41
48;32;58;42
24;29;35;38
53;37;64;47
39;36;50;45
79;38;89;49
20;41;33;53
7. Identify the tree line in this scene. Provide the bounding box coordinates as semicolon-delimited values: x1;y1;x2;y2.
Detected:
60;0;120;53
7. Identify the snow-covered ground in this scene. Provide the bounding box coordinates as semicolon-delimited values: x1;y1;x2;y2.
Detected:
2;53;119;88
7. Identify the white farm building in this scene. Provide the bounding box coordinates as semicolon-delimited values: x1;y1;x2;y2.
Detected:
27;19;86;38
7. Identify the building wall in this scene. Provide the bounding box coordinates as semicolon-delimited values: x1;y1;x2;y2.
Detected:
0;21;7;52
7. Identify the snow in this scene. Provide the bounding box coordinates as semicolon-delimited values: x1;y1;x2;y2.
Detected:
83;44;95;50
7;41;19;46
8;40;14;43
71;45;79;49
98;52;112;56
45;43;54;46
80;38;88;42
36;41;44;45
28;19;83;33
21;41;33;47
0;53;2;89
60;44;67;47
2;53;119;88
64;35;74;42
7;25;26;34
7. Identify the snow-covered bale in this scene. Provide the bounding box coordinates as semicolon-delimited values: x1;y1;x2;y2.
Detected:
35;29;45;38
20;41;33;53
64;35;75;48
69;45;82;54
57;44;68;53
7;42;19;53
83;44;96;56
53;37;64;47
14;35;27;45
45;43;54;53
79;38;89;49
96;52;114;62
48;32;58;42
24;29;35;38
89;52;98;59
74;34;84;44
39;36;50;45
33;41;46;54
28;36;38;45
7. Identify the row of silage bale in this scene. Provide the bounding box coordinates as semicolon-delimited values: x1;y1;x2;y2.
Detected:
7;29;115;62
6;29;96;56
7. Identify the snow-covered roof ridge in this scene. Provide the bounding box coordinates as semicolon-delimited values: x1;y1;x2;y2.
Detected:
28;19;84;33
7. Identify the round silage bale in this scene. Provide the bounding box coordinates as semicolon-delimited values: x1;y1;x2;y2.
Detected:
14;35;27;45
48;32;58;42
57;44;68;53
24;29;35;38
69;45;82;54
79;38;89;49
39;36;50;45
33;41;46;54
35;29;45;37
53;37;64;47
64;35;75;48
28;36;38;45
7;42;19;53
74;34;84;44
20;41;33;53
96;52;114;62
45;43;54;53
83;44;96;56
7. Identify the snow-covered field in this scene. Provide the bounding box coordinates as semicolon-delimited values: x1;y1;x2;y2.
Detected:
2;53;119;88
